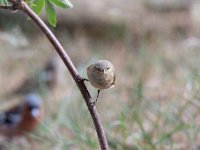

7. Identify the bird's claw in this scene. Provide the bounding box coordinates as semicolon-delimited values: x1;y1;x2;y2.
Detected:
82;78;89;82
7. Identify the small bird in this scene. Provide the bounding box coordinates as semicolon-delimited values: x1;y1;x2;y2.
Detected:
0;93;43;138
87;60;116;106
11;56;58;95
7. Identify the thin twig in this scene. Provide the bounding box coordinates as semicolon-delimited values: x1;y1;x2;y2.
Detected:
1;0;109;150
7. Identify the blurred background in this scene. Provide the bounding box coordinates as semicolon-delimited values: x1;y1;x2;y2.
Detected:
1;0;200;149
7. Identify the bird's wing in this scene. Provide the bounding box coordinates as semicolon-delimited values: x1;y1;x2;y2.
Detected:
0;104;23;127
111;73;116;86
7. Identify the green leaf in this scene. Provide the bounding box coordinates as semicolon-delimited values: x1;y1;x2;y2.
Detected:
0;0;8;5
31;0;45;15
50;0;73;8
45;0;57;27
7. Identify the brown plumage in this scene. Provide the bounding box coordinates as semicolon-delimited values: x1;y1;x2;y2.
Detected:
87;60;116;106
87;60;115;90
11;56;58;95
0;93;43;138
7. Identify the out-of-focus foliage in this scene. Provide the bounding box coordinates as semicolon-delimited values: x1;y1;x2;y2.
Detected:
2;0;200;149
0;0;8;5
0;0;73;27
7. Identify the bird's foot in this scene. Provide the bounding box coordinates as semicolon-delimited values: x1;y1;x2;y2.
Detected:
82;78;89;82
89;90;101;109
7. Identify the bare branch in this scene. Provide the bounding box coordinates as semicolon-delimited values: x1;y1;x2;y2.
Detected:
0;0;110;149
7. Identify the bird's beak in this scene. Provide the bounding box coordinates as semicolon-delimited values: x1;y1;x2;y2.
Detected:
31;108;40;118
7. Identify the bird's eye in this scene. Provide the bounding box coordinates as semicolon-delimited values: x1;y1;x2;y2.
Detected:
106;67;110;70
96;67;100;71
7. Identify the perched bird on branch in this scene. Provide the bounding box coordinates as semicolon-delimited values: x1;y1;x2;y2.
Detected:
0;93;43;138
87;60;116;106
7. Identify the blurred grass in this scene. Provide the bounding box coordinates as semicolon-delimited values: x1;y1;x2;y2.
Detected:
1;3;200;150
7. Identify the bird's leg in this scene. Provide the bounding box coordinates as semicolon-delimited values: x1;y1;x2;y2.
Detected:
96;90;101;104
82;78;89;82
78;78;89;83
89;90;101;108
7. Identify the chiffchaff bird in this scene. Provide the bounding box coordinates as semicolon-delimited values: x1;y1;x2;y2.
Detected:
87;60;116;106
